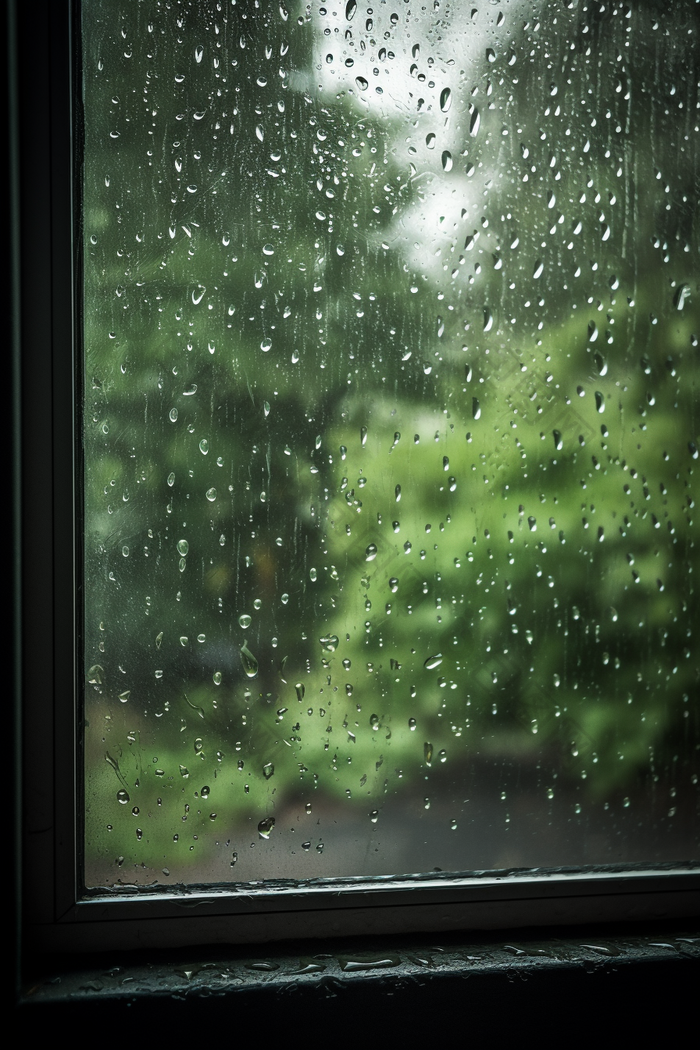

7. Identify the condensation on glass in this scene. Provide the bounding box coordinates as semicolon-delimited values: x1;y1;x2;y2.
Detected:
82;0;699;888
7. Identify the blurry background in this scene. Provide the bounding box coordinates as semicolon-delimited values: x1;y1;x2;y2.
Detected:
82;0;698;887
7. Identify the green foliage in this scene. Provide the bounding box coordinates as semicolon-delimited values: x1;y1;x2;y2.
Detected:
82;0;698;885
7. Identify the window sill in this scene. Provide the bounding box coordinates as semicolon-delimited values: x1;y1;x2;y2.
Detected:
20;923;699;1034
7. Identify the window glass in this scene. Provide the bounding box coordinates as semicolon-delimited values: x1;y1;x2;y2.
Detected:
83;0;699;889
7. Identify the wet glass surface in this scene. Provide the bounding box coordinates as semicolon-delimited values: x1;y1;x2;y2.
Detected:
83;0;698;887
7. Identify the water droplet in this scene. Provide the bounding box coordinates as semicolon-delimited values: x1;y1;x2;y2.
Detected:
213;670;222;685
674;283;690;310
595;391;605;413
295;682;305;702
424;742;433;766
199;438;209;455
440;86;451;112
240;644;259;678
424;654;442;670
117;789;130;804
408;717;417;731
263;762;274;780
389;577;399;593
205;487;217;502
441;150;453;172
169;408;179;422
533;260;543;279
395;484;402;502
238;614;252;629
369;810;379;823
177;539;189;556
192;285;206;305
472;397;481;420
118;690;130;703
87;664;104;685
365;543;378;561
319;634;339;652
553;430;563;451
355;76;368;91
425;132;436;149
258;816;275;839
346;0;357;19
469;105;480;136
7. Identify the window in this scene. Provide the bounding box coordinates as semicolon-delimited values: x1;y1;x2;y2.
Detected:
15;0;699;958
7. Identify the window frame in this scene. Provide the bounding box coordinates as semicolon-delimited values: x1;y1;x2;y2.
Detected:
13;0;698;961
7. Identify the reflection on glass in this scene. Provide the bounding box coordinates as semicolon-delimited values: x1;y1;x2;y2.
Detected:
83;0;699;888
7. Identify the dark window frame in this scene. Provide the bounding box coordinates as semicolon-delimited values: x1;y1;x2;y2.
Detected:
11;0;698;969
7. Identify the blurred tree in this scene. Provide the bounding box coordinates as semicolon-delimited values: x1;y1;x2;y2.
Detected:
83;0;698;884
